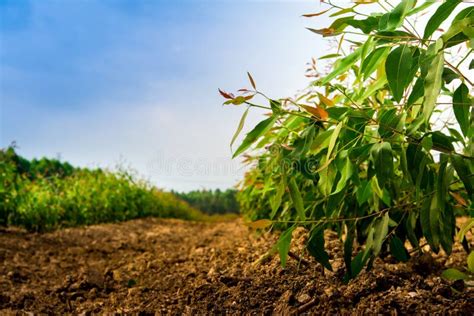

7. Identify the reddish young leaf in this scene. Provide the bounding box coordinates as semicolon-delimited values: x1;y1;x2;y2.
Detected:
281;144;295;150
301;104;329;120
318;93;335;107
307;27;336;36
449;191;468;207
218;88;234;99
337;74;348;81
247;72;257;90
302;8;331;18
254;182;264;189
242;154;253;164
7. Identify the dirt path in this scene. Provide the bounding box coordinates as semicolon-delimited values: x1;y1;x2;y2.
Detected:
0;218;472;314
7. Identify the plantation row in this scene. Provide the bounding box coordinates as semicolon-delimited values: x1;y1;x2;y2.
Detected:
0;146;205;232
223;0;474;281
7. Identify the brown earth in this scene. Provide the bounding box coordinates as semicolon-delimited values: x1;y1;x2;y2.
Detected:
0;218;472;315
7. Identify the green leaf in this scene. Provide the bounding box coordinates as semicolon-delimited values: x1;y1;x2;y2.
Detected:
420;197;437;251
318;163;337;197
408;1;436;17
453;83;470;137
373;213;389;257
453;7;474;22
356;180;372;205
407;77;424;107
406;143;430;189
371;176;384;200
436;159;449;207
405;212;420;249
333;158;353;195
399;143;410;178
346;16;380;34
436;159;454;254
350;143;373;163
448;128;465;144
350;251;368;281
321;47;363;84
431;131;455;153
329;16;354;34
451;155;474;196
326;121;343;161
442;67;458;84
376;30;415;43
233;116;277;158
445;32;470;49
390;236;410;262
277;226;295;268
326;107;349;120
378;108;401;138
288;178;306;221
441;268;468;281
422;41;444;123
330;7;354;18
379;0;416;31
343;227;354;280
270;180;285;219
363;225;375;263
468;251;474;273
355;75;387;103
319;53;342;60
224;95;250;105
371;142;393;188
457;218;474;242
270;99;282;114
421;135;433;152
429;195;442;251
230;106;250;148
361;46;391;80
307;227;333;271
442;16;474;47
439;203;454;255
385;45;414;102
423;0;461;39
311;129;333;155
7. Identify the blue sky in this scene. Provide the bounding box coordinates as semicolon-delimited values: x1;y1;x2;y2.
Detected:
0;0;331;191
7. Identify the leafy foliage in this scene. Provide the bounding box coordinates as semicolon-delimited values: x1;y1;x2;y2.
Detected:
222;1;473;280
0;146;203;231
441;250;474;284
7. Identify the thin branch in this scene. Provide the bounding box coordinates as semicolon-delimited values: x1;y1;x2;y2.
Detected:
446;60;474;86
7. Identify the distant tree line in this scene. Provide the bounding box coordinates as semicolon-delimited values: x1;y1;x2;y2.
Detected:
173;189;240;215
4;146;76;180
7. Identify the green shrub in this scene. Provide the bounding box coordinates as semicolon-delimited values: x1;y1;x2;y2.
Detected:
0;147;203;231
223;1;473;280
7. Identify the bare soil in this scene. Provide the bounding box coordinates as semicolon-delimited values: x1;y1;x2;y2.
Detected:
0;218;472;314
